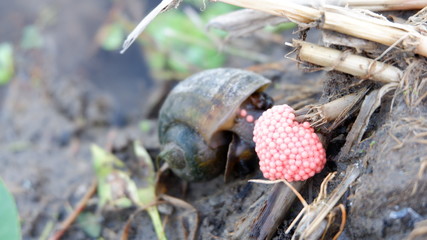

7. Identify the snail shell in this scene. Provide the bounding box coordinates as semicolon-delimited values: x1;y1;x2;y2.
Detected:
158;68;271;181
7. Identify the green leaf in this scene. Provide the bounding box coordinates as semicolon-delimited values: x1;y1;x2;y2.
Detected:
0;43;14;85
200;2;239;21
91;144;125;208
20;25;44;50
142;6;234;78
100;23;125;51
0;178;21;240
264;22;297;32
90;143;167;240
139;120;152;133
133;142;156;205
77;212;101;238
133;142;166;240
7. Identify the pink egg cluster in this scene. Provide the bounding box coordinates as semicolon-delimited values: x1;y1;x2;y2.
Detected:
253;104;326;182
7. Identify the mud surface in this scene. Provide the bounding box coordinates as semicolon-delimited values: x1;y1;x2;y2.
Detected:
1;1;426;240
346;101;427;240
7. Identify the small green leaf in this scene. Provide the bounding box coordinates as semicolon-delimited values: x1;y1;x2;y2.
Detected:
133;142;166;240
133;142;156;205
0;43;14;85
91;144;125;208
113;197;133;208
0;178;21;240
20;25;44;49
90;143;167;240
264;22;297;32
139;120;152;133
100;23;125;51
77;212;101;238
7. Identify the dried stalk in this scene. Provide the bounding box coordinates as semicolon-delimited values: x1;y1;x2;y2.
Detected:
291;165;361;240
121;0;427;53
213;0;427;12
213;0;321;23
330;0;427;11
232;181;305;240
160;194;199;240
321;6;427;57
293;40;403;132
295;89;368;129
340;82;399;156
50;180;98;240
406;219;427;240
294;40;403;83
214;0;427;57
207;9;289;37
121;0;182;53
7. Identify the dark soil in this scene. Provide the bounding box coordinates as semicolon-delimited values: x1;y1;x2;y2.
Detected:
346;101;427;240
1;1;426;240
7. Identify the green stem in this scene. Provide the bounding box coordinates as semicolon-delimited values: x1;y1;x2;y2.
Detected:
147;207;167;240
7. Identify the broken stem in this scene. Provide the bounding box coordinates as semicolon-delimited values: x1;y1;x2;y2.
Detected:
232;181;305;239
295;90;367;129
299;165;361;239
213;0;321;23
213;0;427;12
295;40;403;83
214;0;427;57
340;82;398;155
321;6;427;57
334;0;427;11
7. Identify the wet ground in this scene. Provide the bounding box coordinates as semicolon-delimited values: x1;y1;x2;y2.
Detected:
0;0;159;238
1;1;426;240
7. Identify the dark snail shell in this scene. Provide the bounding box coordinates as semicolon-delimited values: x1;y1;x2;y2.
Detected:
158;68;271;181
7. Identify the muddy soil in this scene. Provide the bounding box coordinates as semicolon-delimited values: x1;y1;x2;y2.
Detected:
1;1;426;240
345;97;427;240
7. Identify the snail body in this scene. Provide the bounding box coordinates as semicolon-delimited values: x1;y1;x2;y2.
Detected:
158;68;273;181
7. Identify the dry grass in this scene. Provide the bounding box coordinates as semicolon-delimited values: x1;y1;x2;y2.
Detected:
412;157;427;195
399;60;427;107
290;165;360;240
295;90;368;130
215;1;427;57
294;40;403;84
249;166;360;240
340;83;398;155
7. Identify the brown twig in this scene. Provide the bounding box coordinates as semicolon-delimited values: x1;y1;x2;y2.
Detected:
412;157;427;195
49;179;98;240
120;199;168;240
160;194;199;240
121;208;144;240
232;181;305;240
332;204;347;240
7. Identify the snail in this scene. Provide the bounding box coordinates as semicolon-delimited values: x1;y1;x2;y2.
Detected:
158;68;273;181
